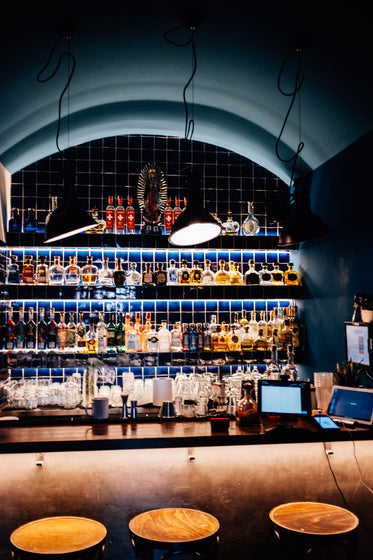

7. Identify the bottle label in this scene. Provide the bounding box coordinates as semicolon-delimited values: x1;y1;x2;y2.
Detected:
156;272;167;285
126;209;135;231
243;220;255;234
116;209;125;231
246;273;259;285
168;270;178;283
164;210;173;232
106;209;115;231
272;273;283;282
180;271;190;283
143;272;153;284
287;272;298;283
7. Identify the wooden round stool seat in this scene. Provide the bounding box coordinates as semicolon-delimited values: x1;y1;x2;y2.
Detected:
129;508;220;560
10;516;107;560
269;502;359;560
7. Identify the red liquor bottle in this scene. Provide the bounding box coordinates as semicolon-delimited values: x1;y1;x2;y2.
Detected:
173;197;182;222
105;195;115;233
164;197;173;233
115;196;125;234
126;196;135;233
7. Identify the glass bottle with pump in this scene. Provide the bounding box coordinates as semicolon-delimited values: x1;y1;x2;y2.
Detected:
64;256;80;286
241;201;260;236
49;256;64;285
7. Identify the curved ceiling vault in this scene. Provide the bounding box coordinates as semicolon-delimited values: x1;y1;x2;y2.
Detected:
0;0;371;183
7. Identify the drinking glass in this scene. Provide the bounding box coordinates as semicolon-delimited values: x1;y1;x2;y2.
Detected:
314;371;334;411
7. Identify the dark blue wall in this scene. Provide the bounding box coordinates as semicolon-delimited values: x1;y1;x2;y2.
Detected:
297;131;373;380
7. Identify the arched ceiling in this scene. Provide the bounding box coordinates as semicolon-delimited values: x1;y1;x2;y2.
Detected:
0;0;371;183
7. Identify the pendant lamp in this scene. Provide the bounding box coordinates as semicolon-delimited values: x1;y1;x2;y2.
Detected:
168;169;222;246
44;162;96;243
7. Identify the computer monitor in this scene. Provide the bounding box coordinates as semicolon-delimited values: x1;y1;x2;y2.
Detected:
327;385;373;426
257;379;312;417
344;321;373;367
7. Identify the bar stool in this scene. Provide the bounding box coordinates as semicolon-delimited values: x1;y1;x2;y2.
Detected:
129;507;220;560
10;516;107;560
269;501;359;560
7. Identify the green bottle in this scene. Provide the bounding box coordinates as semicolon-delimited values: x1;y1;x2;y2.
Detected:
106;313;117;353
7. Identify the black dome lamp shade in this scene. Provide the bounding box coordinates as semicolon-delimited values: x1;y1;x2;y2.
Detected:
44;162;97;243
278;174;329;248
168;169;222;246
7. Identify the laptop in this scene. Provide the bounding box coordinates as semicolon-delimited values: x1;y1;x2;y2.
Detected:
327;385;373;426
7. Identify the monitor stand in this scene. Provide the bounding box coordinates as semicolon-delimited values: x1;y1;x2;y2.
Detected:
265;414;310;434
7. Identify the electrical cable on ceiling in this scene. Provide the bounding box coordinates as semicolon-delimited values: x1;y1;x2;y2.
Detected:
275;46;304;194
36;35;76;152
163;24;197;141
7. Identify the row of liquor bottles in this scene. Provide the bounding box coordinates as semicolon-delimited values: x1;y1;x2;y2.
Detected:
8;197;261;237
5;255;300;287
2;306;302;354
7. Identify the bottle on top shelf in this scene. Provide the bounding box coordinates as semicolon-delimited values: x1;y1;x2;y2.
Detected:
8;208;22;232
164;197;173;233
23;208;37;233
173;197;182;222
115;196;125;234
222;211;240;235
126;196;135;232
241;201;260;236
105;196;115;233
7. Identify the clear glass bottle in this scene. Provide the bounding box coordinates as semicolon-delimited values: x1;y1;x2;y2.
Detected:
167;259;178;285
113;257;126;286
98;257;114;286
240;325;253;351
23;208;38;233
57;312;67;351
22;255;35;284
244;260;259;285
81;256;98;286
106;313;117;353
76;312;87;353
7;255;20;284
64;256;80;286
35;255;49;285
15;307;26;350
154;262;167;285
96;311;107;353
116;312;126;353
236;383;258;425
249;311;258;341
178;259;190;285
26;307;36;350
66;312;77;352
115;195;125;234
203;322;212;351
47;307;58;351
85;318;97;354
170;322;182;352
196;323;204;351
8;208;21;232
259;263;272;285
190;260;203;285
126;196;136;233
37;307;48;351
142;262;154;285
146;322;159;353
201;259;215;285
49;256;65;285
254;327;268;351
222;211;240;235
230;262;243;285
158;320;171;352
289;305;301;350
241;201;260;236
284;262;300;285
127;262;141;285
271;263;284;285
105;195;115;233
227;324;241;351
214;259;230;285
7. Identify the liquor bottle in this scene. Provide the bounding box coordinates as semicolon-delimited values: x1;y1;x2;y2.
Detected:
240;326;253;351
146;323;159;352
271;263;284;285
189;323;198;351
230;262;243;285
115;196;125;234
266;310;275;343
164;197;173;234
98;257;114;286
8;208;21;232
216;324;229;351
167;259;178;285
258;311;268;340
222;211;239;235
142;315;152;352
284;262;300;285
81;256;98;286
158;321;171;352
35;255;49;284
126;196;135;233
106;313;117;353
280;317;293;349
47;308;58;350
5;307;16;350
244;260;259;285
236;383;258;425
113;257;126;286
238;310;249;336
266;343;280;379
173;197;182;223
153;262;166;286
22;255;35;284
23;208;38;232
190;261;203;285
170;322;182;352
49;256;65;285
15;307;26;350
142;262;154;285
26;307;36;350
116;313;126;353
214;259;230;285
203;322;212;351
57;312;67;351
127;262;141;285
227;324;241;351
64;256;80;286
196;323;204;351
66;312;77;352
201;260;215;285
37;307;48;351
289;305;301;350
178;259;191;285
211;325;219;351
249;311;258;341
241;201;260;236
254;327;268;351
209;314;218;333
76;312;87;353
259;263;272;285
96;312;107;353
124;322;136;352
85;318;97;354
7;255;20;284
105;195;115;233
88;206;106;234
181;323;190;351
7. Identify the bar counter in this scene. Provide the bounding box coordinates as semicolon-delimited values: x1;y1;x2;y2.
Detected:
1;410;372;454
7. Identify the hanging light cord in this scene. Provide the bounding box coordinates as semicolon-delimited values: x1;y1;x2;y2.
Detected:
36;36;76;152
275;46;304;194
164;24;197;140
